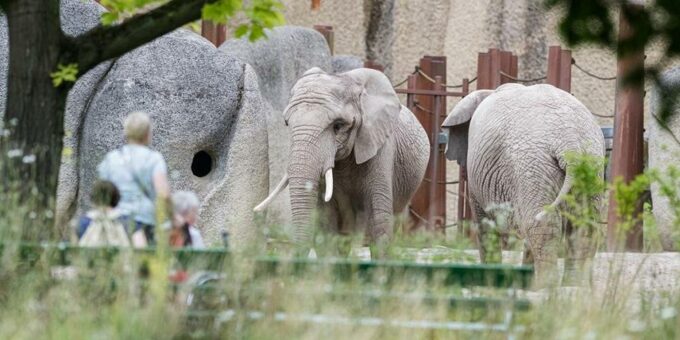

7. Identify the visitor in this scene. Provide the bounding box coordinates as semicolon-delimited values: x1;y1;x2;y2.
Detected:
77;180;130;247
170;191;205;248
96;111;171;246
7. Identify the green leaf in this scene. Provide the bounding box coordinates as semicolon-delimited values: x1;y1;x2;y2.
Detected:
50;63;79;88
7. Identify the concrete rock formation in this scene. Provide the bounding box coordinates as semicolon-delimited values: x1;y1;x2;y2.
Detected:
220;26;331;228
2;0;269;247
649;66;680;251
76;29;268;247
331;55;364;74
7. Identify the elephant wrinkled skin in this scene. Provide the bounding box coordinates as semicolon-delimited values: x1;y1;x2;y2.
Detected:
254;67;430;253
443;83;605;281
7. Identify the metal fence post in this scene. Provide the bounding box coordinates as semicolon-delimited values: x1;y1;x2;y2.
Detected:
201;21;227;47
364;60;385;72
546;46;572;92
313;25;334;55
411;56;447;232
607;4;645;251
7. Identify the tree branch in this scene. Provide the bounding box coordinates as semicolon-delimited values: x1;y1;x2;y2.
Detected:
72;0;219;74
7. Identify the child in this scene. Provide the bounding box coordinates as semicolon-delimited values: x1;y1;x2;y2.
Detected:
78;180;131;247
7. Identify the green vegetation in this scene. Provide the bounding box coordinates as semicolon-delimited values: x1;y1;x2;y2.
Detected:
2;151;680;339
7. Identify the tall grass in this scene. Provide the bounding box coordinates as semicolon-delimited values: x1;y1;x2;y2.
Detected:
2;140;680;338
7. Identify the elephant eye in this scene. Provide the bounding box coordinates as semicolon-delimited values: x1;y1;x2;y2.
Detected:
333;121;344;134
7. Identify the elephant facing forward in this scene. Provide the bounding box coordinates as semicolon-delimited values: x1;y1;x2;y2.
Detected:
443;83;605;281
254;67;430;253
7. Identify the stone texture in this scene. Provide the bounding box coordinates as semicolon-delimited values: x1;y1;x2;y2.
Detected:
0;14;7;119
220;26;331;229
364;0;395;78
76;29;268;247
331;55;364;74
649;67;680;251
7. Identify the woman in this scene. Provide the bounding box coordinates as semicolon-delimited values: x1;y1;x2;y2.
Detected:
96;111;171;246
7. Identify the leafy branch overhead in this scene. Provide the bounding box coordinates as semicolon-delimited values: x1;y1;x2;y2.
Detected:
545;0;680;125
71;0;284;79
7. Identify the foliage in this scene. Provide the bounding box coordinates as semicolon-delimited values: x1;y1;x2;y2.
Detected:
545;0;680;126
611;173;650;233
49;63;79;88
560;152;606;232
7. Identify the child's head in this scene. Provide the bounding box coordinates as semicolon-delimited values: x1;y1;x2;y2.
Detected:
91;180;120;208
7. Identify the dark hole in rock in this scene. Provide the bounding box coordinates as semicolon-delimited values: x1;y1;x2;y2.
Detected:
192;151;212;178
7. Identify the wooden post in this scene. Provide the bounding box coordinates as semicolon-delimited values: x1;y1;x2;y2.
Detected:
313;25;334;55
546;46;572;92
607;4;645;251
201;21;227;47
411;56;447;232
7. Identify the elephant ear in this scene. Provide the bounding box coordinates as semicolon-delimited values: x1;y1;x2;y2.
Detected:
342;68;401;164
441;90;494;165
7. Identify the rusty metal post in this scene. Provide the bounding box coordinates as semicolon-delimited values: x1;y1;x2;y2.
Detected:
313;25;334;55
429;76;444;229
607;4;645;251
364;60;385;72
411;56;447;232
458;78;473;235
201;21;227;47
547;46;573;92
311;0;321;10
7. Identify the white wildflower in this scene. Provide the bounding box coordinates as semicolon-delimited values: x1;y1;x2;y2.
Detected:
45;210;54;219
9;118;18;126
305;181;313;192
22;154;36;164
661;307;677;320
28;211;37;219
7;149;22;158
1;129;10;137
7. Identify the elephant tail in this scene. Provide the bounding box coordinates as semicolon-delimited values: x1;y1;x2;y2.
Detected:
534;169;573;222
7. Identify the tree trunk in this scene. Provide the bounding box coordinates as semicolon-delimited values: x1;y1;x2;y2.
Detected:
2;0;66;237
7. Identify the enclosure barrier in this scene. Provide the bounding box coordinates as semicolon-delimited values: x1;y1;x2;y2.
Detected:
2;242;533;334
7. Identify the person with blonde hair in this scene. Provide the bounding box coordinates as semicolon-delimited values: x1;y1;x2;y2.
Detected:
96;111;171;246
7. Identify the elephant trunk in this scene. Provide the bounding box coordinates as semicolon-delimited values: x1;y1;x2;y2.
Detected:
287;126;334;247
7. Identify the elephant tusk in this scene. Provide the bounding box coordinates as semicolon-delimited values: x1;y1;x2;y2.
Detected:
253;173;289;212
324;168;333;202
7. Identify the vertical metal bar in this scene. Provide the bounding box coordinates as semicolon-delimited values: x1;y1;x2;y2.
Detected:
559;49;572;92
410;57;433;230
429;76;443;230
364;60;384;72
607;4;645;251
489;48;501;88
500;51;512;85
546;46;561;88
458;78;472;233
313;25;334;55
477;52;491;90
510;54;518;79
201;21;227;46
406;75;417;110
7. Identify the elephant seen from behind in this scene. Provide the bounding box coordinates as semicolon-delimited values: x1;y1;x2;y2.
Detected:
442;83;605;282
254;67;430;254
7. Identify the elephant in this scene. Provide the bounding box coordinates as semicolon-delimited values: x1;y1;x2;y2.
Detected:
253;67;430;253
442;83;605;280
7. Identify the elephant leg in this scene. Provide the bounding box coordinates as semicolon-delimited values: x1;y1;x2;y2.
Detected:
563;220;595;286
525;211;561;286
471;197;502;264
366;182;394;259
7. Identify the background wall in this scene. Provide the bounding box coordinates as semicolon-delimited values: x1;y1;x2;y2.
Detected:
279;0;675;225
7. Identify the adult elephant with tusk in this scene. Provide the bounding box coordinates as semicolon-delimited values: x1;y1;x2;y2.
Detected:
254;67;430;254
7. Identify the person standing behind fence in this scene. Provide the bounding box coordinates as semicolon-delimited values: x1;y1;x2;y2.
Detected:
171;191;205;248
78;180;130;247
97;111;171;246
